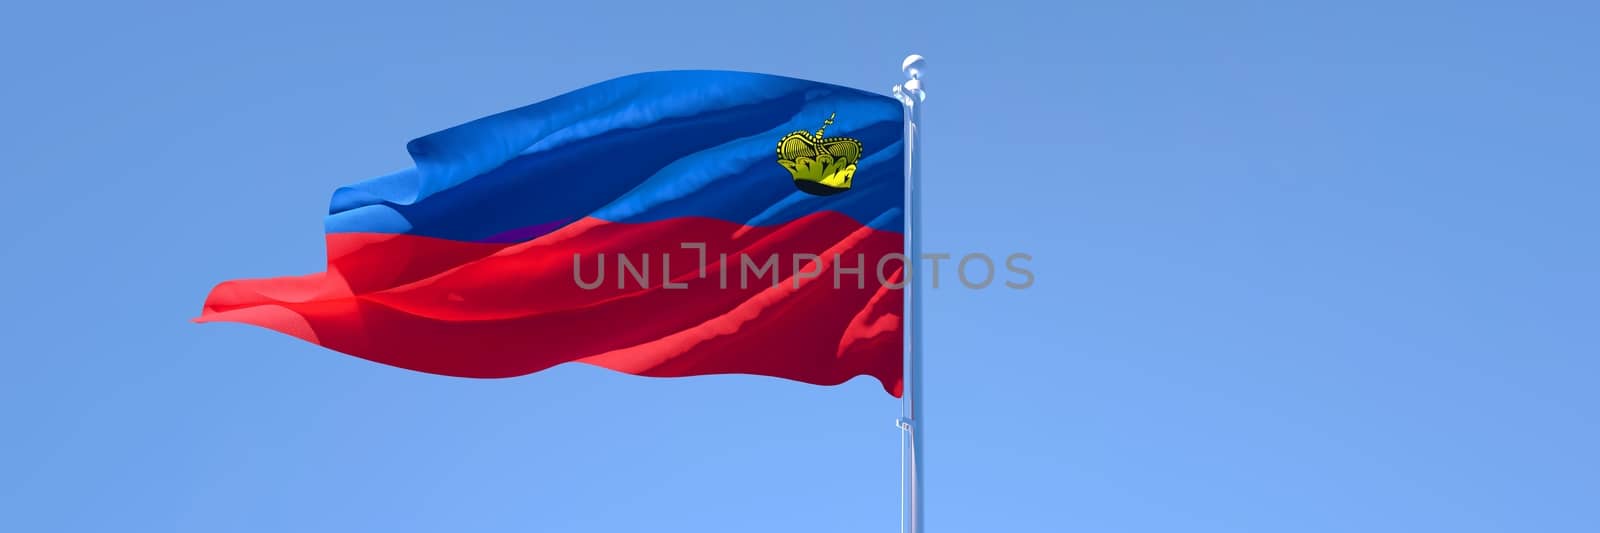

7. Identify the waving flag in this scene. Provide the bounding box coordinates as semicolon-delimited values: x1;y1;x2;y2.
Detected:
198;71;906;396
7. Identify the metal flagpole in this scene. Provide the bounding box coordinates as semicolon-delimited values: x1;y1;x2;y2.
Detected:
894;54;926;533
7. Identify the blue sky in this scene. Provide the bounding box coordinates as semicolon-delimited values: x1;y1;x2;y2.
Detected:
2;1;1596;531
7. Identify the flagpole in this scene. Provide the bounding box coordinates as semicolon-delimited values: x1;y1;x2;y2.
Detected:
894;54;927;533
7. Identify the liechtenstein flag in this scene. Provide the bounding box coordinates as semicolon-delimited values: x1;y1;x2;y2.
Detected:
198;71;906;396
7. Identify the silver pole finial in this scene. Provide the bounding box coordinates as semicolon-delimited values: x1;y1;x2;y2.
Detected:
894;55;928;104
902;54;926;80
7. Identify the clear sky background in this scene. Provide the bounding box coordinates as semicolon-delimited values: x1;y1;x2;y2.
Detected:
2;1;1596;531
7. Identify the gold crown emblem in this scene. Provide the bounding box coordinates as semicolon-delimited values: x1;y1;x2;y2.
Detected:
776;112;862;196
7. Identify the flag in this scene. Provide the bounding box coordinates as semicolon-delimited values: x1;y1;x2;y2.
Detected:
198;71;906;396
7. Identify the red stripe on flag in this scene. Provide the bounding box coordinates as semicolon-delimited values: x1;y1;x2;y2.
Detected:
198;212;904;396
